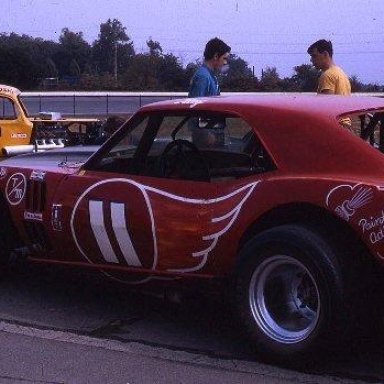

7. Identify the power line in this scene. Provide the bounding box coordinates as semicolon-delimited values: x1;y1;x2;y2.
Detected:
156;49;384;55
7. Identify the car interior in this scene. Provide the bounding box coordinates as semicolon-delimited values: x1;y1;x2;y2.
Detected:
86;111;276;182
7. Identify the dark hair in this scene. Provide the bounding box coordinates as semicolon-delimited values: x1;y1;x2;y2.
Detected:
204;38;231;60
307;39;333;57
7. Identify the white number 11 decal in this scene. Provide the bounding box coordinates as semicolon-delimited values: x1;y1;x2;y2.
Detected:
89;200;142;267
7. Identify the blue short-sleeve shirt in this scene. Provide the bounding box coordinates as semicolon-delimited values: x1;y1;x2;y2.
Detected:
188;64;219;97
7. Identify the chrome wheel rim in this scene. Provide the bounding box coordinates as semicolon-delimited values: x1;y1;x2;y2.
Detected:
249;255;320;344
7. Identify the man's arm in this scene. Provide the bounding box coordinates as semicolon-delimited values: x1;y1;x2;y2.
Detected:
317;72;335;94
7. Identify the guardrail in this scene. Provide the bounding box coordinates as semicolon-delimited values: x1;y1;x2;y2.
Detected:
21;91;188;117
20;91;384;118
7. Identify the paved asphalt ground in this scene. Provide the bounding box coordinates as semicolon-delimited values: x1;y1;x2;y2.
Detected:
0;262;383;384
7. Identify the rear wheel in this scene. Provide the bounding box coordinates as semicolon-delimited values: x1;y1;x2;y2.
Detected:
249;254;320;345
235;224;355;365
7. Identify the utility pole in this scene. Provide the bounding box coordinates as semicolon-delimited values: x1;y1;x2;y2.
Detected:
114;43;118;84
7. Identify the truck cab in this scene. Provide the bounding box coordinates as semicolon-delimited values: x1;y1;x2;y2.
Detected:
0;85;33;154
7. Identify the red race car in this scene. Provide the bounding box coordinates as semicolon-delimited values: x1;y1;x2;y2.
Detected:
1;94;384;363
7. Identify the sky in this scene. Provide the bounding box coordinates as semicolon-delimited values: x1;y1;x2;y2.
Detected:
2;0;384;84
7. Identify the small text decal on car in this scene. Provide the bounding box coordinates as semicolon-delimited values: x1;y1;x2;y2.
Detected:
0;167;7;179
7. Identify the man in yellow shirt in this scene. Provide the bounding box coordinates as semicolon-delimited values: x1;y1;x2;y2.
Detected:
308;39;352;129
307;39;351;95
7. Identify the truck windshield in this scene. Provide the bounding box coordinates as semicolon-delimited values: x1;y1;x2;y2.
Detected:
17;96;30;118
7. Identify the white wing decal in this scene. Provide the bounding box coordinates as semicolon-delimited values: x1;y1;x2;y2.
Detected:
166;181;259;272
71;179;260;275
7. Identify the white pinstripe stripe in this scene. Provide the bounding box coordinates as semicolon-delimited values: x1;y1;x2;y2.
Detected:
89;200;119;264
110;202;142;267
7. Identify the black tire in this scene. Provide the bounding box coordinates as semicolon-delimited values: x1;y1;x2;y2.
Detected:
0;237;11;274
234;224;355;365
0;198;18;275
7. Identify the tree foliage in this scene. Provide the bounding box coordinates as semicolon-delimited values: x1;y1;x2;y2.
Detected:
0;33;52;88
92;18;134;75
147;38;163;56
260;67;281;91
55;28;90;76
0;19;381;92
221;54;259;91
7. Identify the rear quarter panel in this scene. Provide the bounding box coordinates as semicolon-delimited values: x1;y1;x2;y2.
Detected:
216;174;384;274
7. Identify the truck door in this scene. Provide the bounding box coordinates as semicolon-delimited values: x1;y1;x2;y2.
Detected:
0;96;32;153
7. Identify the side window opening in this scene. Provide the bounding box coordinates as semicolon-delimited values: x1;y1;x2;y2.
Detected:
0;97;17;120
86;115;149;174
143;112;275;181
87;111;276;181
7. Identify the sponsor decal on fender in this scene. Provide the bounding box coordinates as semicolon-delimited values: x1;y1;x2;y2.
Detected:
24;211;43;221
5;172;26;206
51;204;63;231
326;184;373;221
31;170;47;181
326;183;384;253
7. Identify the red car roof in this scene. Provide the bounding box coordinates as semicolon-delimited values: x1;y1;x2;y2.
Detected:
140;95;384;179
140;94;384;118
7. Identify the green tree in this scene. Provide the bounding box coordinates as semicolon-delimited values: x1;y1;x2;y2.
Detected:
220;54;259;91
289;64;319;91
69;59;81;77
158;54;186;90
92;19;135;76
260;67;281;91
0;33;55;88
185;61;200;91
54;28;91;76
121;39;186;91
45;57;58;78
79;73;117;90
147;38;163;56
362;83;383;92
350;75;364;92
120;54;158;90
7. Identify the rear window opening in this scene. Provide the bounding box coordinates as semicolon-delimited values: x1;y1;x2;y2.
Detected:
341;111;384;152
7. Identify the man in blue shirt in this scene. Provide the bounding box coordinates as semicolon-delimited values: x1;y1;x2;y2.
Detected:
188;37;231;97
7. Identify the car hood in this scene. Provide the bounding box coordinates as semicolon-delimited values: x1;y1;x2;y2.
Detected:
0;145;99;169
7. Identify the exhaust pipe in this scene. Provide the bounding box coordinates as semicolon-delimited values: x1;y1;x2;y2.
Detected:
3;139;65;156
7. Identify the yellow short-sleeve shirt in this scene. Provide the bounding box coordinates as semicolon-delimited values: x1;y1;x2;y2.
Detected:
318;65;351;95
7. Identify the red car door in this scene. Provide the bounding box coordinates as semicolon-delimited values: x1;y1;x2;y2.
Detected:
49;171;216;279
